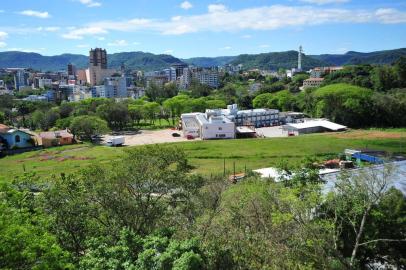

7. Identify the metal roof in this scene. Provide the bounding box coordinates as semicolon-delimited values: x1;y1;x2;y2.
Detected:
285;119;347;131
321;160;406;196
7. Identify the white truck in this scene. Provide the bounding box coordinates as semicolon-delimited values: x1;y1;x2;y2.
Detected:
106;136;125;147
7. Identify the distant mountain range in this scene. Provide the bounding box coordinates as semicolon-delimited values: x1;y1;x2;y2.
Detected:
310;48;406;66
0;48;404;72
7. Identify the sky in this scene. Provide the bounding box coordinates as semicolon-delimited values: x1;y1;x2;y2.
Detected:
0;0;405;58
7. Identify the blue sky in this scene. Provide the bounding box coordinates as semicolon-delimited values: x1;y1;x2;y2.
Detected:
0;0;405;58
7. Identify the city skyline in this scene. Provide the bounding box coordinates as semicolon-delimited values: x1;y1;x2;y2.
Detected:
0;0;405;58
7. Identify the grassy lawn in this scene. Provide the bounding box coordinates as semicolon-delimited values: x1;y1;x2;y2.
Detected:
1;130;405;182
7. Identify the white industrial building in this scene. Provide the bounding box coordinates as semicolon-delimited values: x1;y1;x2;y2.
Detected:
181;113;235;140
206;104;279;128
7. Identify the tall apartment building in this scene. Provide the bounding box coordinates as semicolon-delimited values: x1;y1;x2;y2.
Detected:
102;77;127;98
13;69;29;90
67;63;77;76
171;63;188;78
87;48;114;86
192;68;219;88
89;48;107;69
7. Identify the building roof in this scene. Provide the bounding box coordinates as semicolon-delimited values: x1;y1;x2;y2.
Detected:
39;130;73;140
285;119;347;131
321;160;406;196
0;124;10;133
236;126;256;134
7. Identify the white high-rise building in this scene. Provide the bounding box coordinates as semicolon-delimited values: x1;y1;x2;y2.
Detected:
298;45;303;71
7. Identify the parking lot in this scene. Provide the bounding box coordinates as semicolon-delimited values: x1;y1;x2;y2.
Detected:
103;129;197;146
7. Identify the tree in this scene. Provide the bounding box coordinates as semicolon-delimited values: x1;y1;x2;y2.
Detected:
195;178;338;269
69;115;109;141
0;111;5;123
97;102;129;130
142;102;160;124
163;95;189;125
326;164;405;268
59;102;74;118
0;173;73;269
145;82;164;101
128;104;144;127
394;57;406;87
372;65;397;92
189;80;212;98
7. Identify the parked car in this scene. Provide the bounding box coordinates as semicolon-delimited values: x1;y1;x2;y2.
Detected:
186;135;195;140
172;133;181;137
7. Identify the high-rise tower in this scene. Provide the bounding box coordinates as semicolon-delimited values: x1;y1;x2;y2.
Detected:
89;48;107;69
298;45;303;71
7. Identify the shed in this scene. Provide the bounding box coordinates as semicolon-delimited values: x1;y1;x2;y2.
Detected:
39;130;74;147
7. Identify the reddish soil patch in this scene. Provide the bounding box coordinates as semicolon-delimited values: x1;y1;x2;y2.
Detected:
332;130;404;139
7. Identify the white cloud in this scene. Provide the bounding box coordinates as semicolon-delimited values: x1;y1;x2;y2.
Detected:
299;0;350;4
76;44;89;48
259;44;270;48
241;34;252;39
180;1;193;10
62;26;107;39
375;8;406;24
220;46;232;50
133;42;141;45
0;31;8;49
36;26;60;32
208;4;227;13
0;31;8;40
77;0;101;7
164;49;174;54
7;47;45;53
61;4;406;38
107;39;128;46
97;37;105;40
19;10;50;19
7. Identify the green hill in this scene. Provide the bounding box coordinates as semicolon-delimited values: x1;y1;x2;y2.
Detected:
310;48;406;66
0;51;185;72
0;52;88;71
182;56;236;67
0;48;405;72
230;50;329;70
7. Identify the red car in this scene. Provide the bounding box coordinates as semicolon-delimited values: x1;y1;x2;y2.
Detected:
186;135;195;140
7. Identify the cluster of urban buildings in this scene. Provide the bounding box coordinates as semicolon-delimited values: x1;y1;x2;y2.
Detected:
0;48;246;102
145;63;221;89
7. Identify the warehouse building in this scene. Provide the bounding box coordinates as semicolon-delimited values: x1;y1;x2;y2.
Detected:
282;119;347;135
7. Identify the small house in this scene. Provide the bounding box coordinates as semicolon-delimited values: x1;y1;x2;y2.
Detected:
39;130;74;147
0;124;35;149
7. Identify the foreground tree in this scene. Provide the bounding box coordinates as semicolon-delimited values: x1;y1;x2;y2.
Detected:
326;164;406;268
69;115;109;141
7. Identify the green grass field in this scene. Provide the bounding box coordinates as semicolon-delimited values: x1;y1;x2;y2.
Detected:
1;130;405;182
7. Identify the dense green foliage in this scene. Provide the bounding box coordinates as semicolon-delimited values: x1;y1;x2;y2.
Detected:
182;56;236;67
230;50;328;70
311;48;406;66
1;145;405;269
